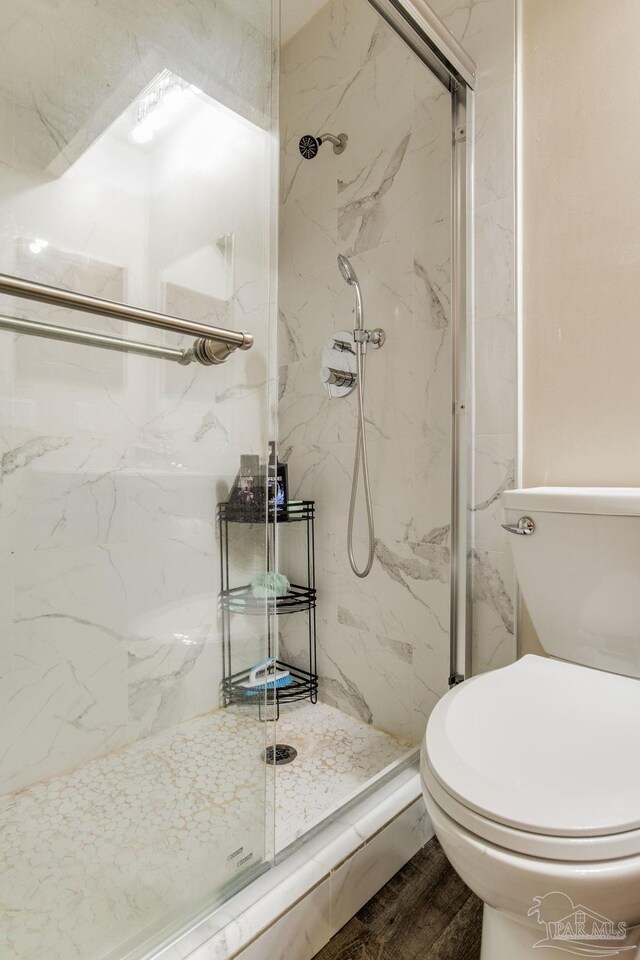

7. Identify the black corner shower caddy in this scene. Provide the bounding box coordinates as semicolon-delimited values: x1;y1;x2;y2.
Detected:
218;499;318;719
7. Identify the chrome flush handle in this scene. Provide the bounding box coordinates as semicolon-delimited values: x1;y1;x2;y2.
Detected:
502;516;535;536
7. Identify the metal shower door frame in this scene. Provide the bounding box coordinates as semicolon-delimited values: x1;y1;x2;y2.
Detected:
365;0;476;685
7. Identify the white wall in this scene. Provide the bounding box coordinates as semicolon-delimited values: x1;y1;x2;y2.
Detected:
521;0;640;653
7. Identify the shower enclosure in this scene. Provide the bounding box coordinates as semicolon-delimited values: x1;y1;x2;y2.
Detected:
0;0;473;958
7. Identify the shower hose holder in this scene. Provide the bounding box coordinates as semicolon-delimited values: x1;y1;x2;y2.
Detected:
353;327;386;348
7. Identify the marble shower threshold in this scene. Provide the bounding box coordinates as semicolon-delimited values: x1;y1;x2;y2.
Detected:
0;701;414;960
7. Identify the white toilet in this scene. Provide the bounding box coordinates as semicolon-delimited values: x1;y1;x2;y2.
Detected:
421;487;640;958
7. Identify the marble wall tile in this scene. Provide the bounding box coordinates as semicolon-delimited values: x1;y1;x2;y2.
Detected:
474;313;517;436
366;327;451;443
279;357;356;451
426;0;515;89
281;38;412;212
337;122;415;257
335;237;414;339
471;547;516;674
473;433;517;552
410;437;452;545
0;435;129;553
475;77;516;207
0;0;277;799
281;1;338;122
474;195;516;324
412;61;451;131
281;88;343;207
280;180;337;284
278;267;343;366
2;642;127;794
279;0;455;742
316;623;414;739
413;219;452;332
0;0;273;180
0;559;12;678
334;438;416;545
327;533;449;654
336;43;414;186
412;630;451;741
336;0;406;84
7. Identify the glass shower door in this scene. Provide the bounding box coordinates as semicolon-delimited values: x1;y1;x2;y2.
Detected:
0;2;278;958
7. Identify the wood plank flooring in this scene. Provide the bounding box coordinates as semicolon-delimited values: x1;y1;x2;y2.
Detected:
313;838;482;960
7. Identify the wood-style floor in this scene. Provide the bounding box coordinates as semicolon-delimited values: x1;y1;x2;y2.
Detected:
313;838;482;960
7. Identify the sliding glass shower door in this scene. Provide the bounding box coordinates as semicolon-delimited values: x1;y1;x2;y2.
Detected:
0;2;278;958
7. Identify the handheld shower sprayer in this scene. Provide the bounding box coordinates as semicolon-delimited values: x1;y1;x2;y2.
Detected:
336;254;384;578
337;253;357;285
299;132;348;159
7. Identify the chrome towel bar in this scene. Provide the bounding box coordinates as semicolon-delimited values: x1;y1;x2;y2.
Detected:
0;272;253;365
0;314;203;365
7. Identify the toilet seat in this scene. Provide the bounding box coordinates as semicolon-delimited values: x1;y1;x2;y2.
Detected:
424;655;640;860
421;756;640;861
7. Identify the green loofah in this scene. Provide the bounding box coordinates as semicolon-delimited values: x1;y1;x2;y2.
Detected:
251;572;290;598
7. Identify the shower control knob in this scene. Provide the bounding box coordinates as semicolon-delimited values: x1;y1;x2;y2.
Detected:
321;366;357;388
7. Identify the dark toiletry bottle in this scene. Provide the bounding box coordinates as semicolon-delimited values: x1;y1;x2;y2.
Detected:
267;442;288;510
230;454;261;514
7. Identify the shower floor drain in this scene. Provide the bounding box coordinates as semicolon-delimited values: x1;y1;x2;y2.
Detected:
263;744;297;765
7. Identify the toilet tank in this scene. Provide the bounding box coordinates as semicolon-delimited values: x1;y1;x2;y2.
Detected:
502;487;640;678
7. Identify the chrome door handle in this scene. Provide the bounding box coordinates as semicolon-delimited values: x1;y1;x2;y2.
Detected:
501;516;535;536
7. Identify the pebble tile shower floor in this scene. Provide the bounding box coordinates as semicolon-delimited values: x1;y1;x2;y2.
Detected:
0;702;413;960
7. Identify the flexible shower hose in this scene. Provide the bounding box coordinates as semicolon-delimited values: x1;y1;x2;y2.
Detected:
347;338;375;577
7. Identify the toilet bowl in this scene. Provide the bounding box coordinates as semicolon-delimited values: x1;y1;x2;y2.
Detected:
421;487;640;958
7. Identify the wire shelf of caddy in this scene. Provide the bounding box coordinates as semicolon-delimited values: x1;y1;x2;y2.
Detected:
218;499;318;720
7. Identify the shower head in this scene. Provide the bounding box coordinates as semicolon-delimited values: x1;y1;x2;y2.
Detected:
298;132;348;159
337;254;358;286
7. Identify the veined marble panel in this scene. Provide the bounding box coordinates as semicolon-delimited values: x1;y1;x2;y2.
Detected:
0;0;272;185
336;0;406;83
475;77;516;207
278;266;344;366
280;179;338;285
474;313;517;435
279;0;454;746
0;57;275;799
316;623;414;740
425;0;515;88
473;433;516;553
474;195;516;323
281;0;338;122
326;532;449;652
471;547;516;675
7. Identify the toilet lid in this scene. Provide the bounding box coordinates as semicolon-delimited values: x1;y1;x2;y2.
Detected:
426;655;640;838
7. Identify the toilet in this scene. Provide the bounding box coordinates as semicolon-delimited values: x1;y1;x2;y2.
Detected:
421;487;640;958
